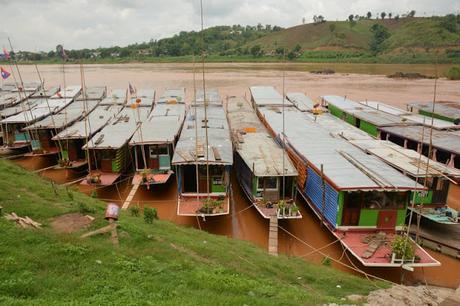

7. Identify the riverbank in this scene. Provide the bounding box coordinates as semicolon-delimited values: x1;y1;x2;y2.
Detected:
0;159;383;304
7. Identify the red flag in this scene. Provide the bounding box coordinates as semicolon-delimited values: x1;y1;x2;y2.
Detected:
1;67;11;80
3;48;10;60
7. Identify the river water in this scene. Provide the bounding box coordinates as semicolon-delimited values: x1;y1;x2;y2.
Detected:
12;63;460;289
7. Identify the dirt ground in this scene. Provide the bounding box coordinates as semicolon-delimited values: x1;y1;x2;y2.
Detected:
51;213;93;233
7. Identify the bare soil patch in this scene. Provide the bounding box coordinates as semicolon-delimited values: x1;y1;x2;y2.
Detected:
51;213;94;233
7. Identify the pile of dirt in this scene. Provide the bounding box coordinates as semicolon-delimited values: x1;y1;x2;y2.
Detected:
387;72;434;79
51;213;94;233
346;285;455;306
310;69;335;75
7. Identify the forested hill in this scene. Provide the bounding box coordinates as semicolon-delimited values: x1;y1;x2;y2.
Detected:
4;14;460;64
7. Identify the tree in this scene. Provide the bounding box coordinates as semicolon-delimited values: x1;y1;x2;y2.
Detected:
302;17;305;24
381;12;386;19
388;12;392;19
367;11;372;19
250;44;262;57
275;47;284;56
394;14;400;21
440;14;457;33
329;23;336;33
369;24;391;54
408;10;416;17
348;14;354;22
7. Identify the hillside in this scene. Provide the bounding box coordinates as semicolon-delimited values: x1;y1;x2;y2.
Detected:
3;15;460;64
247;17;460;63
0;159;383;305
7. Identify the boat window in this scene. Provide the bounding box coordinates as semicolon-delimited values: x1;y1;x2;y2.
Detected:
363;191;406;210
149;145;168;157
257;177;278;191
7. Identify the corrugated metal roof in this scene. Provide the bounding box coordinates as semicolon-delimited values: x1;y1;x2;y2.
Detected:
30;86;60;98
287;92;316;111
128;89;155;108
250;86;290;107
99;89;127;105
379;125;460;155
53;105;123;140
1;98;73;124
322;95;417;127
227;97;297;177
362;100;457;130
50;85;81;99
84;107;150;150
157;88;186;104
172;96;232;165
130;103;186;145
302;110;460;178
349;139;460;178
407;101;460;120
194;88;221;106
2;81;41;93
75;87;107;101
25;100;99;130
258;106;422;190
0;99;42;118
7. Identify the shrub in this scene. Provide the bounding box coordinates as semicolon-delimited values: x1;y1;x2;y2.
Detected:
78;202;96;214
144;207;158;224
391;235;415;260
446;66;460;80
130;205;140;217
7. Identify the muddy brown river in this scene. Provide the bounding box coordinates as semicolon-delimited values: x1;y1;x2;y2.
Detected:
12;63;460;289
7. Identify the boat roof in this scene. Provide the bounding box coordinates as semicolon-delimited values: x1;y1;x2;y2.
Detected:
194;88;221;106
250;86;289;107
75;87;107;101
286;92;316;111
0;99;42;118
25;100;99;130
379;125;460;155
84;107;150;150
258;106;423;190
350;139;460;178
407;101;460;120
172;103;232;165
1;81;41;93
322;95;417;127
128;88;155;108
30;86;60;98
53;105;123;140
99;89;127;105
157;88;186;104
50;85;81;99
130;103;186;145
362;101;458;130
1;98;73;124
227;97;297;177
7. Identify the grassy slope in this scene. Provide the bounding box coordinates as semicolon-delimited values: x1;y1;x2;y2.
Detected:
0;160;384;305
248;18;460;51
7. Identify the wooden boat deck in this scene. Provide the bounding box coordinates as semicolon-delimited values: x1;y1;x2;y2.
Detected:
408;207;458;225
24;147;60;157
54;159;88;170
177;194;230;216
132;171;173;186
335;229;440;267
80;172;122;186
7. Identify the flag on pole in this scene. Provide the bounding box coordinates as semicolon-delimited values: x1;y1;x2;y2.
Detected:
1;67;11;80
129;83;136;95
3;48;10;60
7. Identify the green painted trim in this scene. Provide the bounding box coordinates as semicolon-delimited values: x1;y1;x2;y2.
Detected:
411;190;433;205
337;191;344;226
211;184;226;193
358;209;407;226
328;104;344;119
345;113;356;126
418;109;454;122
359;120;378;137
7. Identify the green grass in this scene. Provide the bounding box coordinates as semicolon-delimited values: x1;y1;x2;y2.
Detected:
0;159;385;305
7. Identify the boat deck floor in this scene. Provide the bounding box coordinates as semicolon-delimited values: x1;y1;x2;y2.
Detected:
177;194;230;216
54;160;88;170
80;172;122;186
132;171;173;185
408;207;458;225
335;229;440;267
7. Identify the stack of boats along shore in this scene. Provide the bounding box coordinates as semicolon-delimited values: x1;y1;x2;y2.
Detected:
1;80;460;269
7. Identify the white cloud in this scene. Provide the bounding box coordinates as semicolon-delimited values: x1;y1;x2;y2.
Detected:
0;0;458;51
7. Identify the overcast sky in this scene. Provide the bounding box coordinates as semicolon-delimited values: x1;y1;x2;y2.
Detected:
0;0;459;51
